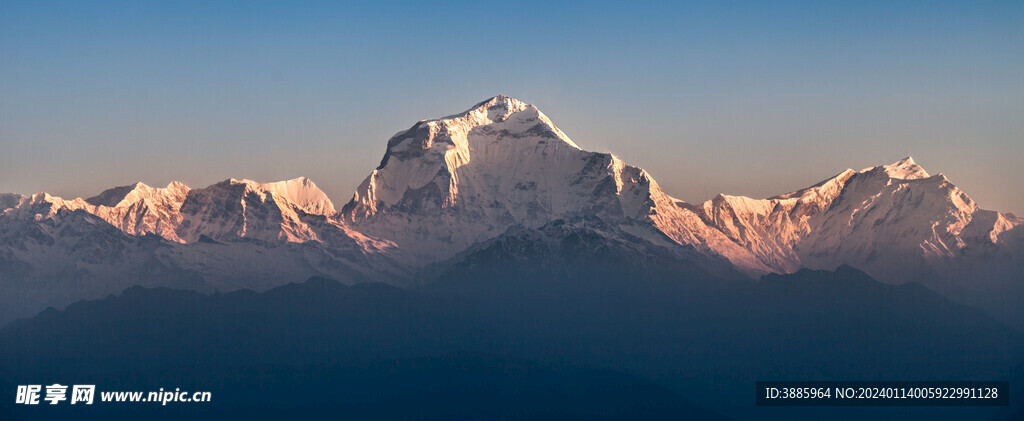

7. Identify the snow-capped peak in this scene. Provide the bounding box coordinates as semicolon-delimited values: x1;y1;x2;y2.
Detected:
256;177;336;215
422;94;579;149
691;151;1022;288
450;95;530;122
227;177;335;215
345;96;582;218
340;96;767;271
870;156;930;180
85;181;191;208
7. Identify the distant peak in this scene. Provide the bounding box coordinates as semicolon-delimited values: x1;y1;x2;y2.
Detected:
879;156;929;180
260;177;322;190
858;156;929;180
228;176;316;189
84;181;190;207
373;95;579;169
220;177;335;215
166;181;189;190
443;94;532;123
84;182;146;206
472;94;526;109
456;95;579;148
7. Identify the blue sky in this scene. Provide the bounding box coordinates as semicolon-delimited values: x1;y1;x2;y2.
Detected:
2;1;1022;212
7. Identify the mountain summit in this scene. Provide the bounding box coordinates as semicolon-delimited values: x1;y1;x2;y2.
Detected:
344;95;579;217
879;156;929;180
340;95;757;269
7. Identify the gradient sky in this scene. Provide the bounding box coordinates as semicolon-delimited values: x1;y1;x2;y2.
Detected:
2;1;1022;212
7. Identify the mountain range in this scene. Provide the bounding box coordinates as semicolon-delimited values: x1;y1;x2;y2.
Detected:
1;95;1021;326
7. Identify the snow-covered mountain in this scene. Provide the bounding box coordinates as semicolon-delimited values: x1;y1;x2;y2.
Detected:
337;96;1021;285
1;95;1021;325
174;177;333;243
3;176;363;243
693;156;1024;290
340;95;766;271
0;177;394;323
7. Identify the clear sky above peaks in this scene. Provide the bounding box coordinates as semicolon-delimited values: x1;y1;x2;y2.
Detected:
2;1;1022;212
